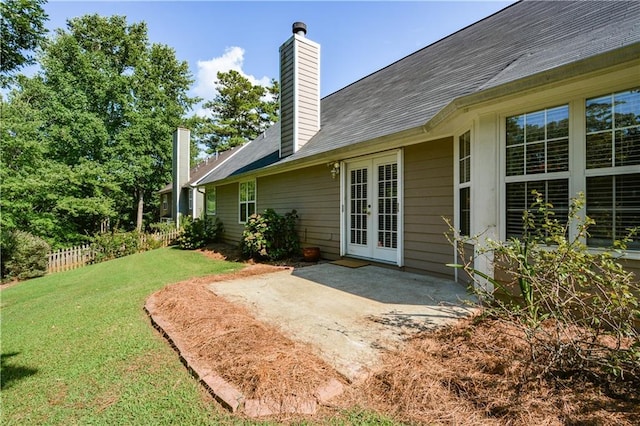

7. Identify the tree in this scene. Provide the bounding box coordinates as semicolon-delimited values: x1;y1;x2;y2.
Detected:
1;14;197;245
1;78;118;247
39;15;197;231
199;70;279;152
0;0;48;83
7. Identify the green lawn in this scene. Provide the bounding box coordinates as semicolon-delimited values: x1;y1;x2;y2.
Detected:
0;248;247;425
1;248;399;425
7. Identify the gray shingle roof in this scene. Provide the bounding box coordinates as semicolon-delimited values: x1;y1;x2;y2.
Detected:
199;0;640;187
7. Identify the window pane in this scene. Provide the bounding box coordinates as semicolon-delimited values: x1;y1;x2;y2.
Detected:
586;132;613;169
547;179;569;220
506;180;568;239
587;176;614;247
240;183;247;202
248;202;255;218
586;95;612;133
506;182;526;238
247;181;255;200
507;105;568;176
547;139;569;172
240;203;247;222
506;115;524;146
613;89;640;128
459;187;470;236
526;142;545;174
525;110;545;142
615;128;640;167
617;174;640;250
587;89;640;170
587;174;640;249
506;145;524;176
460;158;470;183
547;106;569;139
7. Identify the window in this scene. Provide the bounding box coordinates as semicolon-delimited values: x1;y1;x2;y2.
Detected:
506;105;569;176
506;179;569;238
239;180;256;223
188;190;193;212
206;188;216;216
586;174;640;249
458;130;471;236
586;89;640;169
505;105;569;238
162;194;168;211
586;88;640;249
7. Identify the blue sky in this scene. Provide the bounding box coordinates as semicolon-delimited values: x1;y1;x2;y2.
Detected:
42;1;514;108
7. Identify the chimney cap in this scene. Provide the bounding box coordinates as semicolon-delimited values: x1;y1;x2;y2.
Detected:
292;22;307;36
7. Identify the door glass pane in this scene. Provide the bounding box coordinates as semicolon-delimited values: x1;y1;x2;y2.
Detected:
350;167;368;245
377;163;398;249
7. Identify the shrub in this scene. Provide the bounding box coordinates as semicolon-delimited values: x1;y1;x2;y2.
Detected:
448;192;640;385
92;230;144;263
240;209;300;261
1;230;50;281
148;221;176;234
177;216;223;250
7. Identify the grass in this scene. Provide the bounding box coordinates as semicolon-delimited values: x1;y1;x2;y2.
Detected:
0;248;249;425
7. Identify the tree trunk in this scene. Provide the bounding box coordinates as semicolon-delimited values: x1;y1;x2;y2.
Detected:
136;190;144;231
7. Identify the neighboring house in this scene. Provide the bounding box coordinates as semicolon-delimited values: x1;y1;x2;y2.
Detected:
194;1;640;282
158;128;238;227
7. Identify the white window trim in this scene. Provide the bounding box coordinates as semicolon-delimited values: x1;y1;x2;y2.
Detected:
238;179;257;224
498;92;640;260
454;129;472;237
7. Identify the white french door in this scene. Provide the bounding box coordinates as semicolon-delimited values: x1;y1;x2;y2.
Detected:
344;153;401;264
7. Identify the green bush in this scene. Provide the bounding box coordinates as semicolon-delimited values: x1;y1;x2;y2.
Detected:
1;230;50;281
92;230;144;262
240;209;300;261
448;192;640;385
148;221;175;234
177;216;223;250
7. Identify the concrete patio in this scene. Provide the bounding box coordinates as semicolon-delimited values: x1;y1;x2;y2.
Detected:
208;262;477;382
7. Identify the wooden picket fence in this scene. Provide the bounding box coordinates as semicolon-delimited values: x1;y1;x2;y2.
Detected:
47;229;181;274
47;244;95;273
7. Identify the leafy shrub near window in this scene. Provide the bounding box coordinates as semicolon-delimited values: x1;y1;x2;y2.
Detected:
448;192;640;386
1;230;50;281
92;230;145;262
241;209;300;261
177;216;224;250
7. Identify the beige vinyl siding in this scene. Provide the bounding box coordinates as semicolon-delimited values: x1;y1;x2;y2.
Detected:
257;164;340;259
296;40;320;148
279;38;295;157
403;137;454;278
213;183;244;245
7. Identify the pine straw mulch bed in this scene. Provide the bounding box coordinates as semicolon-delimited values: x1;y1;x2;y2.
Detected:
149;245;640;425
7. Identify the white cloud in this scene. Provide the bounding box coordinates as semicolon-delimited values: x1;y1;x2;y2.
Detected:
193;46;272;101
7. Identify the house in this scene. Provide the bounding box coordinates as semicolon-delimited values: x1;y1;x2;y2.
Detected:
195;1;640;283
158;128;237;227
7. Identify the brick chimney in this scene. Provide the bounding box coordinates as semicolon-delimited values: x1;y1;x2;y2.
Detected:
279;22;320;157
